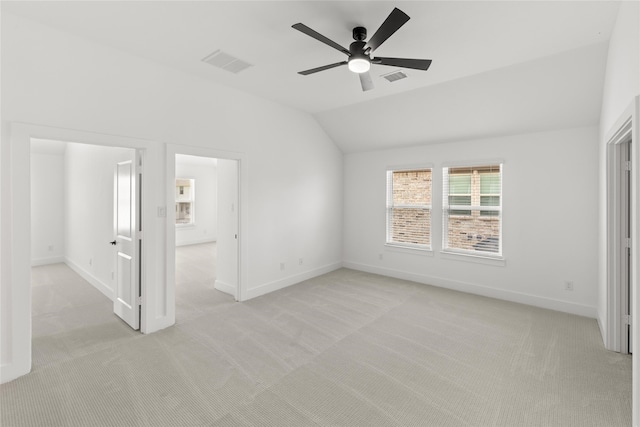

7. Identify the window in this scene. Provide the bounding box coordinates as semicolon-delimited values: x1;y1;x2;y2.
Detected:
386;168;432;249
175;178;195;225
480;172;500;216
449;173;472;216
443;164;502;255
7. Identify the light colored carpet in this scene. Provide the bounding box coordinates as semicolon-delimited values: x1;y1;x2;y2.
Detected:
1;248;631;426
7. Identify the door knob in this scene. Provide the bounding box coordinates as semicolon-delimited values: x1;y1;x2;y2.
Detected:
110;240;117;245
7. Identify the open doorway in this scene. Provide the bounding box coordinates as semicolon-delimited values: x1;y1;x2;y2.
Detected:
5;123;165;383
173;154;239;322
30;138;141;369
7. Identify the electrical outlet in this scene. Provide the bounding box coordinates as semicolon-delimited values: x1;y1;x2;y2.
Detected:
564;281;574;291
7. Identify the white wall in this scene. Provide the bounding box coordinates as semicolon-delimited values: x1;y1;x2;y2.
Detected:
175;156;217;246
318;42;608;153
598;0;640;335
1;120;12;368
31;150;65;265
65;142;134;300
344;126;600;317
597;2;640;425
0;12;343;292
216;158;238;296
1;11;343;381
599;2;640;140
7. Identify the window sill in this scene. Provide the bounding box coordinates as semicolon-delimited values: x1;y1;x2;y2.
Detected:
385;243;434;256
440;250;505;266
176;223;196;229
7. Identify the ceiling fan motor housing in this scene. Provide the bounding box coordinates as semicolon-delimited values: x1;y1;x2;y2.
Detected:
352;26;367;41
349;40;367;56
293;8;431;88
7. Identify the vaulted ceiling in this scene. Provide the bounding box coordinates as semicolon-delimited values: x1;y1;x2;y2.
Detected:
3;1;621;152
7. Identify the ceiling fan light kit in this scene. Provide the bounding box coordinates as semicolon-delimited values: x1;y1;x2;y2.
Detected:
348;58;370;73
292;7;432;92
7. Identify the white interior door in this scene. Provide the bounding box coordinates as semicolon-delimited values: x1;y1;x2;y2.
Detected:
113;154;141;330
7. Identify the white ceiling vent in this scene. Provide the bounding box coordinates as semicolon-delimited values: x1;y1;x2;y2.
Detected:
381;71;408;83
202;50;253;74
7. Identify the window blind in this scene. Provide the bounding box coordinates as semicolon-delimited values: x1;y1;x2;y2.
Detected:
442;164;502;255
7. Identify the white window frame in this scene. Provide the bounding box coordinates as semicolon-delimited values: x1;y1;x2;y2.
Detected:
385;166;433;251
175;177;195;226
442;163;503;259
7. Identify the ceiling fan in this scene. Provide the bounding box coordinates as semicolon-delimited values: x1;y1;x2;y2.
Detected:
292;7;432;92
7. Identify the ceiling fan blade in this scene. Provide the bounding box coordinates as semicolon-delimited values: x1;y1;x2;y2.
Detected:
373;57;432;71
359;71;374;92
365;8;410;53
292;23;351;56
298;61;348;75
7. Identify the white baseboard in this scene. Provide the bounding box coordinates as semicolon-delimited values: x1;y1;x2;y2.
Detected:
0;359;31;384
175;238;216;247
244;262;343;301
343;261;597;318
597;312;608;348
31;256;65;266
64;257;114;301
214;279;236;298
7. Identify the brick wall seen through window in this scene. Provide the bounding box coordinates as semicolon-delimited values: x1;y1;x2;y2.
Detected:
386;169;432;247
444;165;501;254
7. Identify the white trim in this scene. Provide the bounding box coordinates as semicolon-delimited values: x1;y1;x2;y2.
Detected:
601;96;639;427
441;158;506;168
384;243;434;255
214;279;236;296
64;257;114;302
2;122;164;384
440;250;506;266
175;223;196;229
386;163;434;172
343;261;596;318
598;313;607;346
166;143;247;317
175;237;216;247
2;123;31;384
604;101;635;353
245;262;342;301
31;256;65;266
632;96;640;427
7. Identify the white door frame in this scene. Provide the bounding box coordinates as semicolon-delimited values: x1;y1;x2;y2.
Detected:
165;144;247;324
2;122;165;383
603;94;640;427
606;117;632;353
